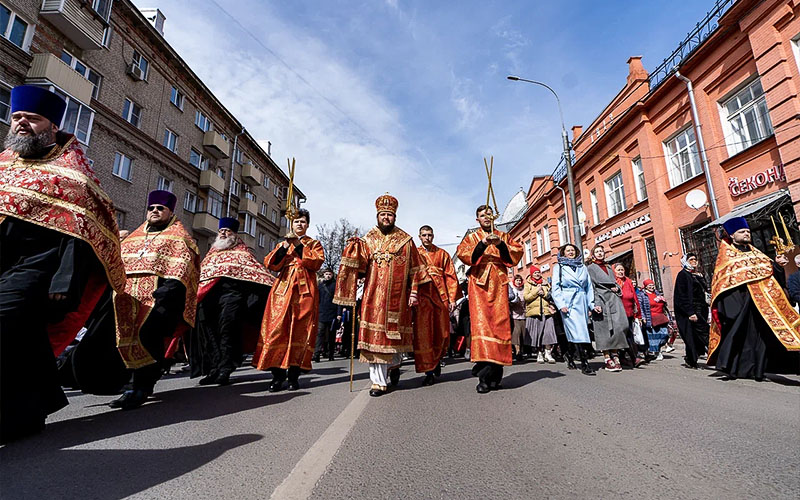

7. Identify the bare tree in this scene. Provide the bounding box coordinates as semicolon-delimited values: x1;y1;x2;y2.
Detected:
316;218;364;274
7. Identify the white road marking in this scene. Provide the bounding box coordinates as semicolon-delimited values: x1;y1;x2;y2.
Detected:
269;386;371;500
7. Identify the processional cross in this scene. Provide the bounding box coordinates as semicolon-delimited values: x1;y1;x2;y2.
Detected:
284;157;298;239
484;156;500;232
770;213;795;255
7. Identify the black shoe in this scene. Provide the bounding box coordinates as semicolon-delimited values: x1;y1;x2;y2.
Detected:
422;374;435;386
287;380;300;391
312;354;320;363
198;373;218;386
215;372;231;386
328;355;335;362
476;382;490;394
515;353;525;363
488;381;503;390
433;363;442;377
369;388;384;397
389;368;400;387
567;359;577;370
580;361;595;376
269;380;284;392
109;389;149;410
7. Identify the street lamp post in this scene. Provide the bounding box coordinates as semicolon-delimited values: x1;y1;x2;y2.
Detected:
507;76;583;253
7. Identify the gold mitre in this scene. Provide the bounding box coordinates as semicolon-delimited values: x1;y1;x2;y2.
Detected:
375;193;398;214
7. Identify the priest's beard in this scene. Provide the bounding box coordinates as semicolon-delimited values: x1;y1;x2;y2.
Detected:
378;222;395;235
5;128;56;157
212;234;237;251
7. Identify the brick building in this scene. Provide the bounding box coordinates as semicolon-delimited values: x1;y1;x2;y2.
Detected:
0;0;302;260
510;0;800;300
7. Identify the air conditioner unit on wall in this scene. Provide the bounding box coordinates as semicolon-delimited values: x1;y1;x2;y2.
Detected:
127;63;144;81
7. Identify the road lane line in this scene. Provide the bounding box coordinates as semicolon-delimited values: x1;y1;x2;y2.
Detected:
269;387;371;500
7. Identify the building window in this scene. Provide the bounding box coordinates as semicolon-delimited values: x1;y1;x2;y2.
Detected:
91;0;112;21
244;191;256;201
535;231;543;257
590;189;600;225
270;238;276;251
576;203;587;236
243;214;257;236
679;222;717;281
194;110;212;131
263;176;270;189
156;174;173;192
260;201;268;216
604;171;626;218
557;215;568;246
524;240;532;264
112;152;133;181
644;237;662;292
0;4;32;51
131;50;149;80
721;78;773;156
102;25;112;47
233;147;244;164
169;86;184;110
258;232;265;248
274;184;282;198
207;190;223;218
664;126;702;187
122;98;141;128
631;157;647;202
115;210;125;229
60;51;102;99
215;166;225;179
163;128;178;153
542;225;551;252
0;84;10;123
270;209;278;224
37;86;94;144
231;179;240;197
189;148;209;170
183;190;197;213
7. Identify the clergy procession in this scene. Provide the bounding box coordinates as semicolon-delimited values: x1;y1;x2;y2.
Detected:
1;85;798;448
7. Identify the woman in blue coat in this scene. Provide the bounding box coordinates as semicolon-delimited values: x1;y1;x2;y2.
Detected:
551;243;597;375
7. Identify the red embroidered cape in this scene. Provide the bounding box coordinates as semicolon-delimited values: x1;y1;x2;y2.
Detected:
114;217;200;368
198;238;275;303
0;135;126;355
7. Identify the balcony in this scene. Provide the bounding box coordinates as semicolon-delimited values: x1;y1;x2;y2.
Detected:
239;198;258;215
26;53;94;104
203;130;230;159
198;170;226;193
40;0;108;50
241;163;261;185
192;212;218;236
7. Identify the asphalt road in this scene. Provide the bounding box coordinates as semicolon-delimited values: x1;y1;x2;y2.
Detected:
2;344;798;500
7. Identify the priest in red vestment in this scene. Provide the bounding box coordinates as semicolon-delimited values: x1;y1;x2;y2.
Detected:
334;194;430;397
414;225;461;386
456;205;523;393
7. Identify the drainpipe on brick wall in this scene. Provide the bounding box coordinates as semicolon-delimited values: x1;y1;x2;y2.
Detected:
226;128;246;217
552;184;571;244
675;71;720;219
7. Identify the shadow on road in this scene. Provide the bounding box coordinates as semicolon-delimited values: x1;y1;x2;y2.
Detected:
0;433;263;500
501;369;565;388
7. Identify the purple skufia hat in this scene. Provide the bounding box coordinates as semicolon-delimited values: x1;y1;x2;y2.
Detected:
219;217;240;233
10;85;67;126
147;190;177;211
722;216;749;235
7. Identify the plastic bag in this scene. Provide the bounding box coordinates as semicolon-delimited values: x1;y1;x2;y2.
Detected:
632;320;645;345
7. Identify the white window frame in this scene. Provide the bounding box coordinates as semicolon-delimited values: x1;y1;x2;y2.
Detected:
34;84;94;144
604;171;627;218
244;190;256;202
535;231;543;257
170;86;184;110
207;190;223;218
115;210;125;228
102;25;112;47
60;51;102;99
194;110;212;132
189;148;209;170
557;216;568;246
263;176;270;189
91;0;112;21
524;240;532;265
131;49;149;80
0;3;34;51
231;179;240;197
243;214;257;236
260;202;268;216
719;77;774;156
183;190;197;213
271;208;278;224
163;128;178;153
122;98;141;128
0;82;10;124
542;225;551;253
663;126;702;188
156;174;173;192
258;232;265;248
576;203;587;236
631;157;647;202
590;189;600;225
112;152;133;181
793;33;800;76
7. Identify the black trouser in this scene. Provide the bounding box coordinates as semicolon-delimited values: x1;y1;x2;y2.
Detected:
132;310;182;393
210;291;245;375
472;361;503;385
271;366;301;383
314;320;336;358
676;315;709;366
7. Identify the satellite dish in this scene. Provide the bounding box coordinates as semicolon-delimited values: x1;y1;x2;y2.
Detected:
685;189;708;210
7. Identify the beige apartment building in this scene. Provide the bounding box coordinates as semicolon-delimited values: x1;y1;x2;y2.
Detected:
0;0;302;260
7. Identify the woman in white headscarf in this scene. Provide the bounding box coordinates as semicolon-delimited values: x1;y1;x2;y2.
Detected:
672;253;709;368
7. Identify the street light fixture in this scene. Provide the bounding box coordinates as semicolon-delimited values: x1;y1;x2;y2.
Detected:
507;75;583;252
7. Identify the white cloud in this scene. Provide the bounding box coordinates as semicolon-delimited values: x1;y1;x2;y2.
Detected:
450;77;484;130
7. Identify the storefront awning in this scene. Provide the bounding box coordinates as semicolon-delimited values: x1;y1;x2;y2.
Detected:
696;189;790;232
606;248;633;263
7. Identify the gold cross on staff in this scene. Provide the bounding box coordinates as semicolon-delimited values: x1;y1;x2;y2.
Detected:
484;156;500;231
770;214;795;254
285;157;298;238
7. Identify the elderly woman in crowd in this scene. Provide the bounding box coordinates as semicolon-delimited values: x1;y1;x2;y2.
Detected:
586;246;631;372
508;274;527;362
551;244;595;375
524;266;556;363
673;253;709;369
637;279;671;360
613;262;646;366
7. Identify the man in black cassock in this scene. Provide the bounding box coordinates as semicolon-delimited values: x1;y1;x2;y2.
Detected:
0;86;125;443
313;268;337;362
709;217;800;381
190;217;273;385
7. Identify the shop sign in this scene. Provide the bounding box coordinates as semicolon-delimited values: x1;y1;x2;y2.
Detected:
594;213;651;244
728;164;785;197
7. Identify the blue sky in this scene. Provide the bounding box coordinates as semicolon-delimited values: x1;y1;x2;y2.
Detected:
133;0;714;246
